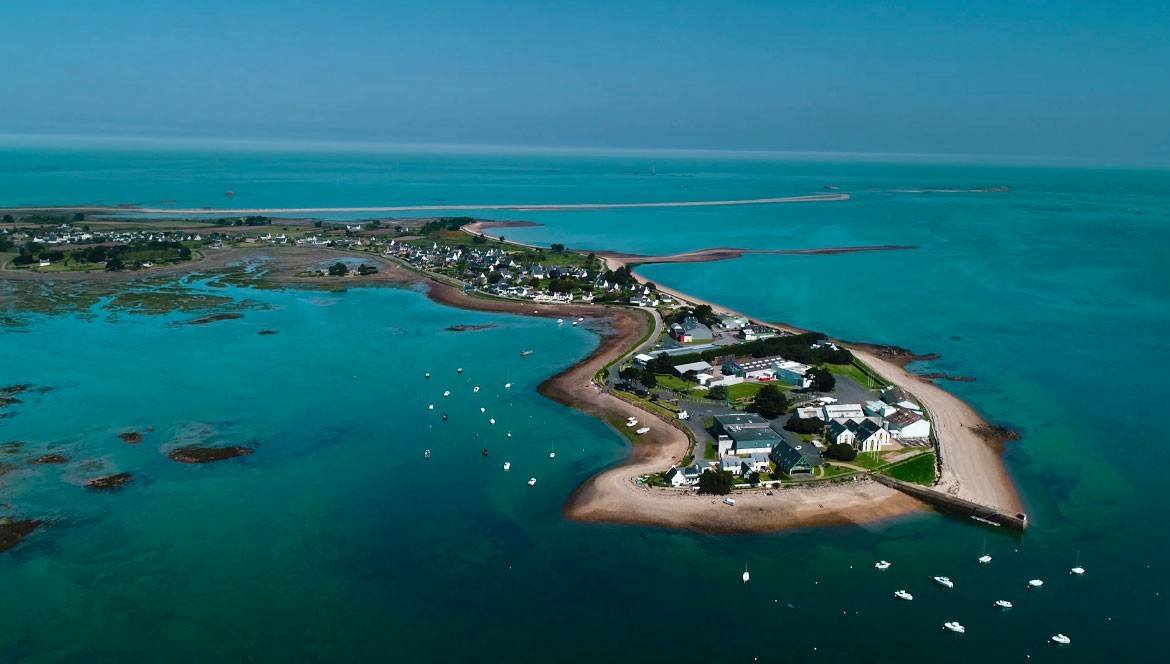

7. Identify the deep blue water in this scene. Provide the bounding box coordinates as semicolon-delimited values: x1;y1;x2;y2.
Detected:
2;140;1168;662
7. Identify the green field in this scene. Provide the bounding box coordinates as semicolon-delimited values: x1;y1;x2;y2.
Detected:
726;381;765;402
882;453;937;485
828;361;889;389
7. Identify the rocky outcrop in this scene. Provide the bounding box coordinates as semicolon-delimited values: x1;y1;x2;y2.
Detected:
29;454;69;465
118;432;143;444
168;445;253;464
86;473;133;490
0;518;41;553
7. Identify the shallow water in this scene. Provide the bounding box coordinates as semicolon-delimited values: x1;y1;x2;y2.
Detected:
2;142;1168;661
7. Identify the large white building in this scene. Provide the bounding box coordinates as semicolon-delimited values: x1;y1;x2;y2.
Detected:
886;408;931;439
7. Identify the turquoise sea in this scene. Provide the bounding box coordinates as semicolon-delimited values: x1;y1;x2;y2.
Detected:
2;139;1169;662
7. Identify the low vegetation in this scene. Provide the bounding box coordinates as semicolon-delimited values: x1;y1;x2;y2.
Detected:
882;453;937;485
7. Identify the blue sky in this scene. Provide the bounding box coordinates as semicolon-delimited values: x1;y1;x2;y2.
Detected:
2;0;1168;161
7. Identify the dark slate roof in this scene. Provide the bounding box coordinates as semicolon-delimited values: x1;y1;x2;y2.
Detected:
881;386;909;404
770;439;824;470
854;417;886;440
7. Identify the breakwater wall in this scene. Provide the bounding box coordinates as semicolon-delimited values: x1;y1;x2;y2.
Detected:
870;475;1028;531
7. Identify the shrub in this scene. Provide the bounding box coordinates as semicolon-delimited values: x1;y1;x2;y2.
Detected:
824;443;857;462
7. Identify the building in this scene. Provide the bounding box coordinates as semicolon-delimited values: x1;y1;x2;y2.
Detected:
725;427;782;455
719;314;750;330
712;413;772;436
824;403;865;421
720;457;744;476
865;400;897;418
772;360;812;388
771;439;824;475
881;386;909;405
886;408;931;439
634;353;655;366
745;452;770;474
681;316;713;341
827;419;857;447
673;360;713;376
665;467;690;487
721;355;810;387
828;417;892;452
795;407;825;421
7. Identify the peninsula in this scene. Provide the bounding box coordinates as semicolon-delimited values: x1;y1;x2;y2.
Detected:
0;205;1023;534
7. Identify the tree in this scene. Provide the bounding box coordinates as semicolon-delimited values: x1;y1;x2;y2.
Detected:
810;367;836;392
748;384;788;419
73;212;85;222
314;220;323;228
619;366;643;382
645;282;657;291
708;385;729;401
824;443;857;462
2;214;13;223
698;470;733;495
472;234;487;244
357;264;379;275
550;243;565;253
692;304;717;326
641;372;658;389
328;262;349;276
105;256;125;271
178;246;192;260
784;416;826;435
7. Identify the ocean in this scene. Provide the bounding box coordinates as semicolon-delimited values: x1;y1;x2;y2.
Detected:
2;138;1168;662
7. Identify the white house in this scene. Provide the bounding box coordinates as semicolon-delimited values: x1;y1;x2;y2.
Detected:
796;407;825;421
665;467;690;487
673;360;713;376
886;408;931;439
745;452;770;474
827;419;857;447
720;457;744;476
824;404;865;421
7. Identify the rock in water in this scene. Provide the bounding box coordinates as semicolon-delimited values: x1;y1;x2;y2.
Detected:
29;454;69;465
86;473;133;490
118;432;143;444
168;445;253;464
0;518;41;553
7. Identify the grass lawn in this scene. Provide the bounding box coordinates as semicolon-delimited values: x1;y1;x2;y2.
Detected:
726;382;765;401
827;361;886;389
850;451;885;470
653;373;694;393
703;440;717;460
817;464;856;479
882;453;937;485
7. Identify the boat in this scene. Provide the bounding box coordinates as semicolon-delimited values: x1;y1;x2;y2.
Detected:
1028;579;1044;587
521;350;533;356
557;319;563;325
635;427;650;435
506;432;512;438
457;368;463;373
473;386;479;393
970;515;1001;527
894;590;913;601
480;407;486;413
875;561;891;570
505;383;512;389
1071;551;1085;575
626;419;638;427
424;449;431;459
503;461;510;471
443;390;450;397
1051;634;1071;645
482;448;488;457
442;414;448;421
933;576;954;588
995;600;1013;608
428;404;434;410
572;321;579;326
943;622;966;634
489;418;496;425
979;555;992;564
742;565;750;584
577;317;584;323
425;373;430;379
549;444;555;459
528;477;536;486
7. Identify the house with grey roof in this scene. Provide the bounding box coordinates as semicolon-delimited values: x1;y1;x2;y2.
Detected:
771;439;824;476
720;457;744;476
712;413;771;436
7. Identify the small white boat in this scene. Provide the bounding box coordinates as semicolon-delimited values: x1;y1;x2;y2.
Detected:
943;622;966;634
473;386;480;393
424;449;431;459
979;555;992;564
995;600;1013;609
742;566;750;584
489;418;496;425
1051;634;1070;645
428;404;434;410
625;419;638;427
577;317;584;322
572;321;578;326
443;390;450;397
1028;579;1044;588
505;383;512;389
635;427;650;435
528;477;536;486
933;576;954;589
894;590;913;601
556;318;563;324
425;373;430;379
875;561;891;570
521;350;533;356
457;368;463;373
503;461;510;471
1070;566;1085;575
480;407;486;413
507;432;512;438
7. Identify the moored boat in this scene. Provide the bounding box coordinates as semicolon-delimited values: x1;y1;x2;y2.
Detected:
995;600;1013;608
894;590;913;601
933;576;954;588
521;350;533;356
1028;579;1044;587
635;427;650;435
979;555;992;564
528;477;536;486
503;461;511;471
943;622;966;634
875;560;891;570
1051;634;1070;645
424;449;431;459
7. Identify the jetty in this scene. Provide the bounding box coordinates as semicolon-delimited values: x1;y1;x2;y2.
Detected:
870;474;1028;531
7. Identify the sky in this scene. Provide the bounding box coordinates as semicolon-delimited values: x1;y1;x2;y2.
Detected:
2;0;1168;162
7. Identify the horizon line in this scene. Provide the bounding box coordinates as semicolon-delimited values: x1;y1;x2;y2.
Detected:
0;131;1166;169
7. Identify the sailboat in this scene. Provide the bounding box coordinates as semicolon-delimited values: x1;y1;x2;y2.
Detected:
979;538;992;564
489;418;496;425
424;449;431;459
549;443;556;459
473;386;480;393
1071;551;1085;575
742;564;750;584
503;461;511;471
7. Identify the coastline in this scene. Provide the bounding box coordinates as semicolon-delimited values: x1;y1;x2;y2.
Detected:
3;233;1023;532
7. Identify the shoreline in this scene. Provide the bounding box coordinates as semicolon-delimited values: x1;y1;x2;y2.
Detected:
3;232;1023;531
